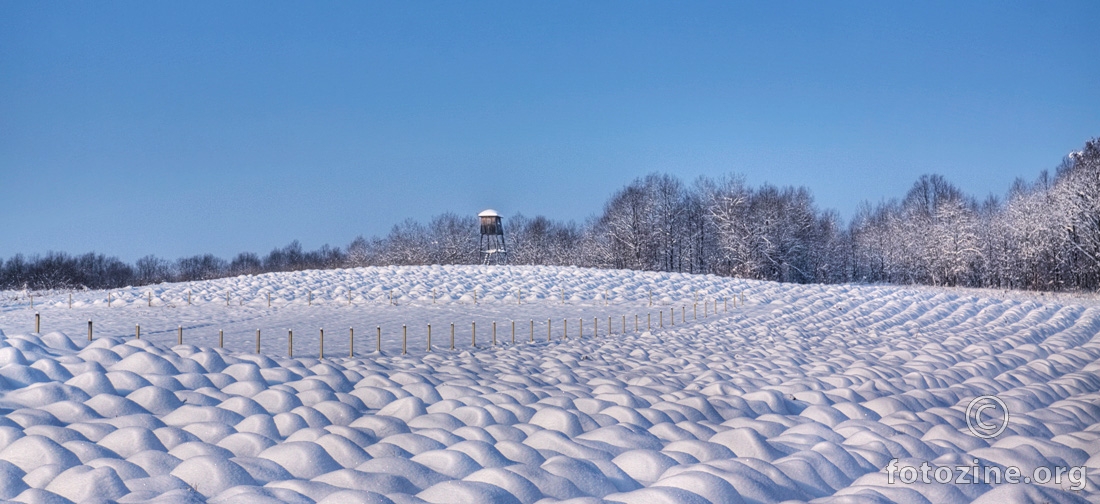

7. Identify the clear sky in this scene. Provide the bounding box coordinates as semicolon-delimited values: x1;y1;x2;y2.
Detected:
2;1;1097;263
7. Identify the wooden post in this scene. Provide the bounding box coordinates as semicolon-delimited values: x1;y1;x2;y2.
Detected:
268;293;271;307
563;319;567;340
511;320;515;345
472;322;476;347
594;317;598;338
433;288;436;304
88;319;92;341
108;292;111;307
518;288;521;305
474;289;477;305
682;306;685;323
530;320;534;343
659;311;663;328
187;290;191;305
492;321;497;347
320;328;325;358
349;328;354;357
427;324;432;352
450;323;455;350
389;290;393;305
649;289;652;307
579;318;583;339
402;325;407;355
635;314;639;332
741;291;744;304
135;324;140;339
377;326;381;353
35;312;40;333
256;329;261;354
694;303;697;320
69;293;72;309
648;313;651;331
547;319;551;342
219;329;224;348
148;291;152;307
289;330;293;357
178;325;183;345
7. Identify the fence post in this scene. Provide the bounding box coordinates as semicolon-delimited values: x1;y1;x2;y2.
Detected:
474;289;477;305
472;322;476;347
648;313;651;331
518;288;521;305
579;318;583;339
289;330;293;357
682;306;685;323
108;292;111;307
135;324;140;339
547;319;551;342
178;325;183;345
148;292;152;307
268;293;271;307
187;290;191;305
492;321;497;347
635;314;639;332
350;328;354;357
377;326;381;353
433;289;437;304
511;320;515;345
561;287;565;304
659;311;663;328
88;319;92;341
451;323;455;350
649;289;652;307
427;324;432;352
402;325;407;355
694;303;697;320
563;319;567;340
320;328;325;359
530;320;534;343
219;329;224;348
69;293;72;309
256;329;261;354
35;312;40;333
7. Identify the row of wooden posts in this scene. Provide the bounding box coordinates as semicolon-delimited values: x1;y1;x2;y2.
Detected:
32;289;742;309
37;295;745;358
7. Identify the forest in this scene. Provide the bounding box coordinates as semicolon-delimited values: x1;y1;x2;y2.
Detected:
4;137;1098;293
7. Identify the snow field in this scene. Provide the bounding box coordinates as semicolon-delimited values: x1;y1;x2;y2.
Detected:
0;265;1099;503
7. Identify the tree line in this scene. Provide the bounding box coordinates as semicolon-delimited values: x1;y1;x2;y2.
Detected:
4;137;1097;292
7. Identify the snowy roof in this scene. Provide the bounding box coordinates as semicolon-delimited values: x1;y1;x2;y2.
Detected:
478;209;500;218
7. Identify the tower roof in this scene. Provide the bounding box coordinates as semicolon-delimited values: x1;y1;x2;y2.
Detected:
478;209;500;217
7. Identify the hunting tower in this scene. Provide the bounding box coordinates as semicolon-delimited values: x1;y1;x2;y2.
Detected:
478;209;507;265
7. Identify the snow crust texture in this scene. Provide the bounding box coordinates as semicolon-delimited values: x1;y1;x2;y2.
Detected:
1;265;1100;503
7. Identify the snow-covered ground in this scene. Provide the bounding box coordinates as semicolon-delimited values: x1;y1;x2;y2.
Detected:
1;265;1098;503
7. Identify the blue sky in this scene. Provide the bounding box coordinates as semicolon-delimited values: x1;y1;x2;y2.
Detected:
2;1;1097;263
